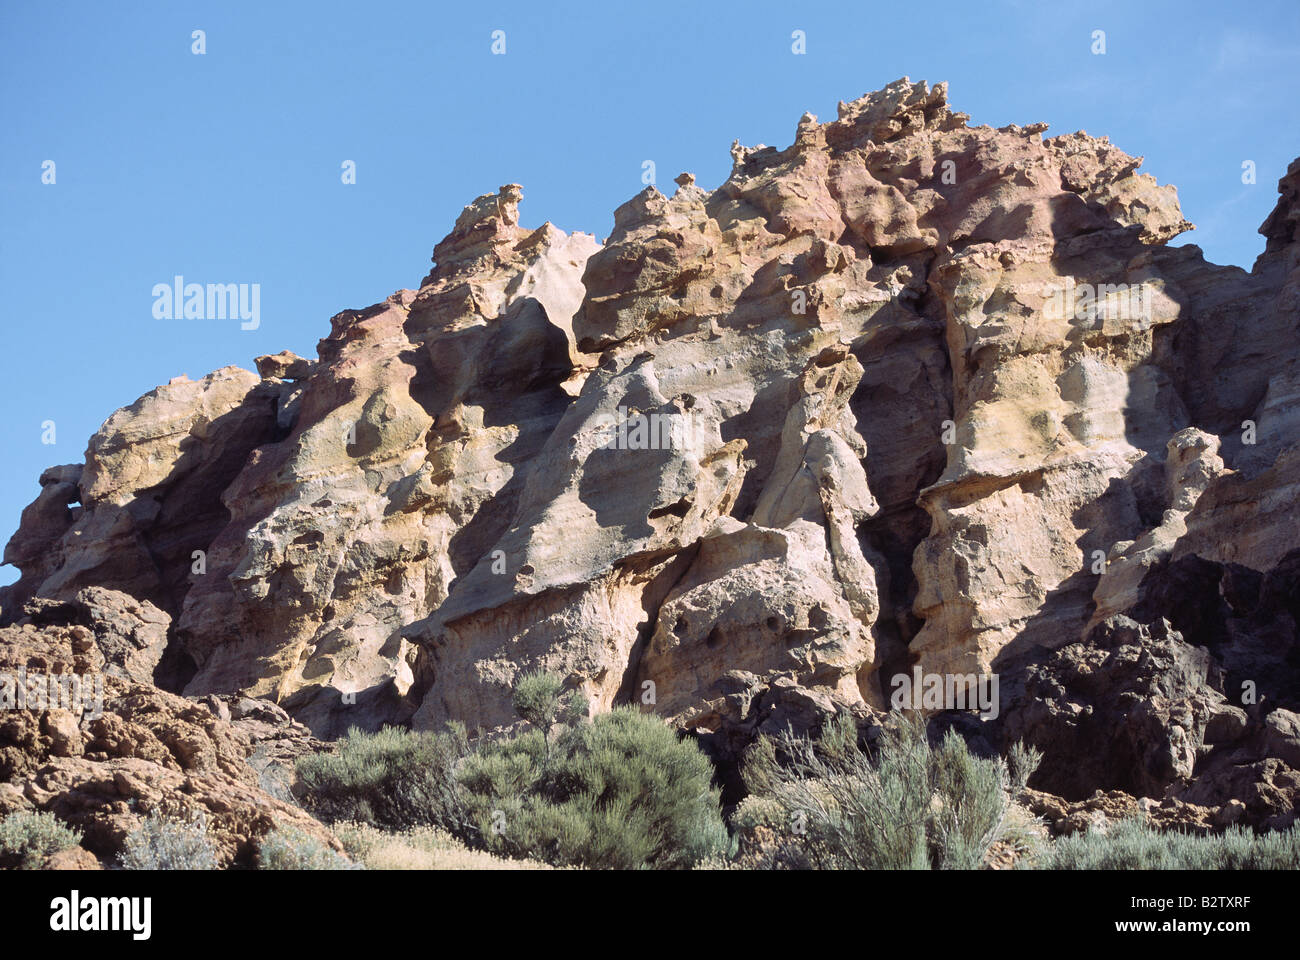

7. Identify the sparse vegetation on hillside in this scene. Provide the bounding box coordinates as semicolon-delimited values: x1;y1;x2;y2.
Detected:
119;811;219;870
295;673;729;869
295;724;472;832
739;712;1039;869
458;704;730;869
290;691;1300;872
1038;817;1300;870
0;811;82;870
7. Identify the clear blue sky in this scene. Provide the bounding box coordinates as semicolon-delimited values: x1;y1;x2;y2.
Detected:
2;0;1297;586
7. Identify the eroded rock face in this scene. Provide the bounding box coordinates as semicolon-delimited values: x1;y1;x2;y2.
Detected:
19;588;170;686
171;192;603;738
2;80;1297;819
1;368;282;629
1004;616;1239;800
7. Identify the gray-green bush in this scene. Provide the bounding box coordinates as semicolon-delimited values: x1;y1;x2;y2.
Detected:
0;811;83;869
458;705;730;869
511;670;588;762
742;712;1027;869
295;724;471;832
119;811;219;870
295;674;728;869
258;825;361;870
1040;818;1300;870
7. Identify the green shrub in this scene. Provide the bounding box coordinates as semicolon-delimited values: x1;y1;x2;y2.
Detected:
1040;818;1300;870
0;811;83;870
732;794;786;835
1006;739;1043;793
294;676;727;870
928;728;1012;867
512;671;564;728
741;712;1019;869
458;706;729;869
511;671;589;762
119;811;218;870
258;825;360;870
295;724;471;831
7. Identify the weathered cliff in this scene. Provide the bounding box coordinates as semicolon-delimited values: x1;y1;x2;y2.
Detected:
3;79;1297;819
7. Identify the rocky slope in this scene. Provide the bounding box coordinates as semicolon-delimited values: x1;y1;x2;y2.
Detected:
0;589;335;865
3;79;1297;825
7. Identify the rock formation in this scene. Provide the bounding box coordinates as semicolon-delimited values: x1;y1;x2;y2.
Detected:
2;78;1297;825
0;591;335;865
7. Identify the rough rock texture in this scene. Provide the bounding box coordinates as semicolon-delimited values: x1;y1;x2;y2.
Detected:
42;846;103;870
20;588;171;686
0;613;337;866
2;79;1297;823
1018;787;1219;837
1002;616;1284;812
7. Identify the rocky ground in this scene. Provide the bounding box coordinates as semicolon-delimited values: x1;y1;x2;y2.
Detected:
1;79;1297;865
0;589;336;866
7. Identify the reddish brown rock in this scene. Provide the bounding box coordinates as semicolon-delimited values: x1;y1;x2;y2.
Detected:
0;614;337;866
42;846;102;870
